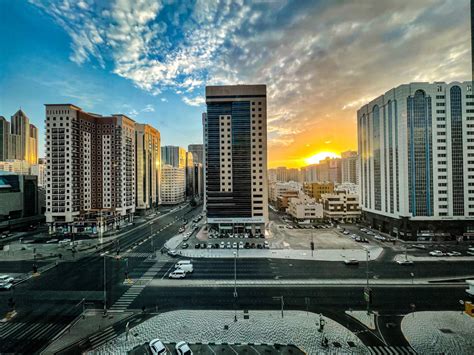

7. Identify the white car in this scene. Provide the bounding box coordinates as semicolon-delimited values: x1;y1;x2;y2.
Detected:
264;241;270;249
239;241;244;249
0;275;14;284
343;231;350;235
344;259;359;265
176;341;193;355
168;269;186;279
149;339;167;354
0;283;13;290
232;242;238;249
447;251;461;256
167;249;178;257
429;250;445;257
220;241;225;248
396;259;414;265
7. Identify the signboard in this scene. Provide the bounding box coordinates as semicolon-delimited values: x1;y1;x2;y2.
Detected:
207;217;265;224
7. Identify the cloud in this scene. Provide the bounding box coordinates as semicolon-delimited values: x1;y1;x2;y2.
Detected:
141;104;155;112
31;0;471;163
160;97;168;102
182;96;205;107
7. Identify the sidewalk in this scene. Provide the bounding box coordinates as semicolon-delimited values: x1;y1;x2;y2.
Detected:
176;246;383;261
148;278;470;287
401;311;474;354
42;310;134;354
93;310;366;354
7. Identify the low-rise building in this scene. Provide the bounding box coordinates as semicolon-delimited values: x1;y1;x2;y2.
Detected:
287;193;323;224
269;181;301;203
321;191;361;223
303;182;334;201
0;171;43;231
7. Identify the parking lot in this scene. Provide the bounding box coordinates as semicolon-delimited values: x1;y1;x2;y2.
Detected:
130;342;304;354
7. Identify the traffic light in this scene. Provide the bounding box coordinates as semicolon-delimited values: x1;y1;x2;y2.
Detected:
310;242;314;251
8;298;15;310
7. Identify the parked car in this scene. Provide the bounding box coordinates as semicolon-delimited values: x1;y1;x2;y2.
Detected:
411;244;426;250
167;249;178;257
200;243;206;249
181;243;188;249
226;242;231;249
239;241;244;249
396;259;414;265
344;259;359;265
220;241;225;248
447;251;461;256
232;242;237;249
429;250;445;257
0;275;14;284
264;241;269;249
149;339;167;355
175;341;193;355
195;244;200;249
168;269;186;279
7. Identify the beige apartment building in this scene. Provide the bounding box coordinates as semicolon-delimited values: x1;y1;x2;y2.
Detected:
45;104;136;234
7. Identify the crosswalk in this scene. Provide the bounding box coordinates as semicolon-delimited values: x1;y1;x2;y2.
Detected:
124;252;154;258
109;259;168;312
0;321;65;341
367;346;417;354
89;325;117;350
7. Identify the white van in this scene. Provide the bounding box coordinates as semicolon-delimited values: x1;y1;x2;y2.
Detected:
175;260;192;268
177;264;193;273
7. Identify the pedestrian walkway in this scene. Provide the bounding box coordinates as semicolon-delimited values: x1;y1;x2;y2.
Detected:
367;346;416;354
177;246;384;261
109;258;169;312
89;325;117;350
123;252;154;258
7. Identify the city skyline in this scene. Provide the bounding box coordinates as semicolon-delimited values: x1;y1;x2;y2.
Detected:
0;0;471;168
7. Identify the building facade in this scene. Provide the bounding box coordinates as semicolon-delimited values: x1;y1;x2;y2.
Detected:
341;150;358;184
186;151;195;197
204;85;269;233
135;123;161;213
321;191;361;223
161;145;186;168
0;171;42;231
188;144;204;164
161;164;185;204
303;182;335;201
358;81;474;239
287;193;323;224
0;111;38;164
269;181;301;203
44;104;136;234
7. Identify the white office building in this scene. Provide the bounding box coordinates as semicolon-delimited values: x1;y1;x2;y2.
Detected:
358;81;474;239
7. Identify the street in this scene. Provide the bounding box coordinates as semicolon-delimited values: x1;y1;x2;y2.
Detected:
0;204;472;353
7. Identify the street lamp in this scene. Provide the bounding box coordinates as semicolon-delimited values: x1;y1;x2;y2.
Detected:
365;248;371;315
272;296;284;318
233;252;238;298
100;251;112;316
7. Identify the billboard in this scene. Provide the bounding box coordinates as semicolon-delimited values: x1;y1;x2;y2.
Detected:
207;217;265;224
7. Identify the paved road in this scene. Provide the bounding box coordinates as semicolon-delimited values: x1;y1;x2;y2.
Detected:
0;204;202;354
0;204;472;353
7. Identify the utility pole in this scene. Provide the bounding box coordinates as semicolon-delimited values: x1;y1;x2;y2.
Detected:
273;296;284;318
103;253;107;316
233;252;238;298
364;249;372;315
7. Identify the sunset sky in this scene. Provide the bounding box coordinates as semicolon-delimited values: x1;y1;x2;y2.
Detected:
0;0;471;168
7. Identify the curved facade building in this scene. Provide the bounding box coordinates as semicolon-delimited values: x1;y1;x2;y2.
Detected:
357;81;474;239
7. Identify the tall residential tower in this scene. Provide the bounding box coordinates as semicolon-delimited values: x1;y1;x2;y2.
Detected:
204;85;269;234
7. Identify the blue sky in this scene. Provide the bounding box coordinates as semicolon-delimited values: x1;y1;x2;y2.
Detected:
0;0;470;166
